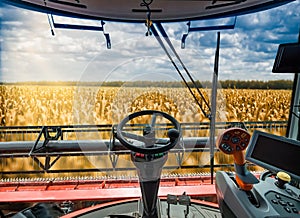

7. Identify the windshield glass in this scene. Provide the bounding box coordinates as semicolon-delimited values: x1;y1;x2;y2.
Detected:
0;1;298;179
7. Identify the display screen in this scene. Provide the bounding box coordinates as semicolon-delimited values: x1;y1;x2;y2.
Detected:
246;130;300;180
272;42;300;73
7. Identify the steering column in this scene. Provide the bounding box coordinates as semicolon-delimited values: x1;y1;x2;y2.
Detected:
116;110;181;218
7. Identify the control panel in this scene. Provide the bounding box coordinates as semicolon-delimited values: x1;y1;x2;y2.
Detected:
216;171;300;217
215;128;300;217
265;191;299;216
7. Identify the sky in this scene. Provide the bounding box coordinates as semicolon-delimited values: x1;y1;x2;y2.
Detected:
0;1;299;83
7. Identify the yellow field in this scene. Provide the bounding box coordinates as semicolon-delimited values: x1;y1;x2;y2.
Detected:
0;85;291;127
0;85;292;177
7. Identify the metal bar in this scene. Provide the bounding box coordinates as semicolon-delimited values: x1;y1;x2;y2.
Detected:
28;127;45;156
287;73;300;139
150;23;209;118
0;164;234;175
45;156;51;170
189;24;235;32
0;121;287;131
31;156;46;171
0;121;288;175
53;23;104;31
49;155;61;169
189;17;236;32
0;121;288;154
0;184;216;203
0;137;211;154
209;32;221;184
155;22;212;116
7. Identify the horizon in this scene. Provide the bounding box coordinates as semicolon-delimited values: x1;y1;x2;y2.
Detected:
0;79;293;90
0;78;293;83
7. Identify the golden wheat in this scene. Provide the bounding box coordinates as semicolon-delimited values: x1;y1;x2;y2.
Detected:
0;85;291;128
0;85;291;177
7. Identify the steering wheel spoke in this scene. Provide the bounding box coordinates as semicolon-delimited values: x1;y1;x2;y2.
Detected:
121;131;146;142
150;113;158;127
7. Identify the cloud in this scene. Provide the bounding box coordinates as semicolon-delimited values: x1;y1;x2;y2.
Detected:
0;1;299;82
237;1;300;43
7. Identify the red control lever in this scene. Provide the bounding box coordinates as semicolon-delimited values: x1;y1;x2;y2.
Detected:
216;127;258;191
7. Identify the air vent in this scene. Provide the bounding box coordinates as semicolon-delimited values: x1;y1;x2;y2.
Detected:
48;0;87;9
206;0;247;9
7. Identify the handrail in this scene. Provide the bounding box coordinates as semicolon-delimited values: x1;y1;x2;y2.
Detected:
0;121;287;176
0;120;287;136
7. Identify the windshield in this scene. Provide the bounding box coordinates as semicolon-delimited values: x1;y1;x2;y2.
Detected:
0;1;299;179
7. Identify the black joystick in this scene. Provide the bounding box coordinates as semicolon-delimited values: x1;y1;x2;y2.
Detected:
276;171;291;189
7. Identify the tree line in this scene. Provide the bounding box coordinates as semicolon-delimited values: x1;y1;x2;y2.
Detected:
0;79;293;89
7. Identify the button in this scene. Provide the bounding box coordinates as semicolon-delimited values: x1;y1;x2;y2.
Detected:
221;143;233;153
226;147;233;152
221;143;228;149
271;199;278;204
146;154;153;160
241;133;247;138
287;202;294;207
275;194;281;199
167;194;177;205
136;153;145;158
231;137;240;144
234;130;241;135
241;142;247;147
292;208;298;214
236;146;241;151
277;172;291;182
279;200;287;206
284;207;291;213
154;153;164;158
286;189;295;196
223;133;231;141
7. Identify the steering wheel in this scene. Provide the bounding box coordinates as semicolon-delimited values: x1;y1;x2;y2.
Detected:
116;110;181;154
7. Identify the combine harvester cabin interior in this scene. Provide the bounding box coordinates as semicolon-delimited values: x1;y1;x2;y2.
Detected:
0;0;299;217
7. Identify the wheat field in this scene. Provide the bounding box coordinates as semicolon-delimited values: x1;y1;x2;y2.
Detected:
0;85;290;126
0;85;291;177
